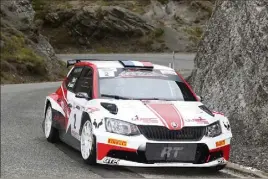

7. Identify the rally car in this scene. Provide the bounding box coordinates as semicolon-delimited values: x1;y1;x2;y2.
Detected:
42;59;232;171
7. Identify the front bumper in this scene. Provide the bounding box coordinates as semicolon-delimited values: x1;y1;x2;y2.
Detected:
96;131;231;167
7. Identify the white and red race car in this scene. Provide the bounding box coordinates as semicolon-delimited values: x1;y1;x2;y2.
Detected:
42;59;232;171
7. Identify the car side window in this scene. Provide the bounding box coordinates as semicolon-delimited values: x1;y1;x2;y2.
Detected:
66;67;84;92
74;67;93;98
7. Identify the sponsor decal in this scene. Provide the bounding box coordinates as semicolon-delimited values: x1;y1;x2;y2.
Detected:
108;138;127;147
118;71;166;78
223;121;230;131
212;111;224;116
99;69;115;78
160;147;184;158
216;139;226;147
185;117;209;124
93;119;103;129
131;115;158;123
103;157;120;165
160;70;177;75
71;130;81;141
218;158;225;164
87;107;100;113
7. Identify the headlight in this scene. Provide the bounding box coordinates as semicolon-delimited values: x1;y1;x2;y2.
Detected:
105;118;140;136
206;121;222;137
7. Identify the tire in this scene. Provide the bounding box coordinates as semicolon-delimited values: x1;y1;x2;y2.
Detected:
44;104;59;143
80;120;96;165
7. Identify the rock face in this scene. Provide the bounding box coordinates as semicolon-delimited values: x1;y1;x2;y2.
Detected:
143;0;214;52
189;0;268;171
1;0;57;60
0;0;65;83
35;0;213;53
67;6;154;42
44;6;154;46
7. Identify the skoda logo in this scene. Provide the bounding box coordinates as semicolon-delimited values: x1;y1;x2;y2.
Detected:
171;122;178;128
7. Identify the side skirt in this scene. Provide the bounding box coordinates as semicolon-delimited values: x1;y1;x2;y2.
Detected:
59;127;81;152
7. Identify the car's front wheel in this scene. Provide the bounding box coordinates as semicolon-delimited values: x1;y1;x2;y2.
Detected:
80;120;96;165
44;104;59;143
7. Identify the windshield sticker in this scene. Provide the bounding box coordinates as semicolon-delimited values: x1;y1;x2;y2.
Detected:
99;69;115;78
160;70;177;75
118;71;167;78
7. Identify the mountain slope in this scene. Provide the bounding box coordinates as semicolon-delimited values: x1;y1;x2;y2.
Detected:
32;0;214;53
0;0;67;84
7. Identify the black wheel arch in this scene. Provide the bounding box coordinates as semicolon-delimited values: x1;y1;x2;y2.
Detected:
79;112;91;135
44;100;58;128
45;100;51;113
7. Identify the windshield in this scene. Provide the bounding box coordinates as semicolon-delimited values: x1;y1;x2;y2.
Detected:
98;68;197;101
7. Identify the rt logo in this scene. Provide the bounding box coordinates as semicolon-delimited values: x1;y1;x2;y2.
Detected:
160;147;184;158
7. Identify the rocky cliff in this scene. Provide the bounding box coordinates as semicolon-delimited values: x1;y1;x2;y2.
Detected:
42;5;157;53
32;0;214;53
0;0;66;84
189;0;268;172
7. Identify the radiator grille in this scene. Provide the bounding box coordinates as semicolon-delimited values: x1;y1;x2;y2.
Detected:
138;126;206;141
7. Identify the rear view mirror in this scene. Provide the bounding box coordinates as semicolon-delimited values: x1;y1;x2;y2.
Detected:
75;92;91;100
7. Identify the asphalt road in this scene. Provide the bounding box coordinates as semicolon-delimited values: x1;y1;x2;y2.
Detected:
0;53;246;178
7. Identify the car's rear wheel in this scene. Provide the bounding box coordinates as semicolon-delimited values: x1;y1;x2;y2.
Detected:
44;104;58;143
80;120;96;165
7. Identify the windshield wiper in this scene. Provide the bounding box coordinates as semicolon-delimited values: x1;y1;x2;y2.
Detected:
101;94;131;100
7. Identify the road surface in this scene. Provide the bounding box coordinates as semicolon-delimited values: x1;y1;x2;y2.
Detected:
0;53;248;178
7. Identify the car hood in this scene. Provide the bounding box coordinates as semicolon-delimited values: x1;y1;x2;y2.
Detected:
95;99;219;129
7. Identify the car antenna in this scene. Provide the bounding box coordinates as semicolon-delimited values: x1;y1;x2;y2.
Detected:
170;51;175;69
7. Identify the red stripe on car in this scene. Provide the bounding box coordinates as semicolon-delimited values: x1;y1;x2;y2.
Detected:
97;143;136;160
209;144;231;161
145;103;184;130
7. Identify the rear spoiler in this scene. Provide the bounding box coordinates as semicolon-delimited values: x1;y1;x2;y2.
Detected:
66;59;104;68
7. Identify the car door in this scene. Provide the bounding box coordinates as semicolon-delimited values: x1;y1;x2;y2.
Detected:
61;66;84;131
68;66;94;141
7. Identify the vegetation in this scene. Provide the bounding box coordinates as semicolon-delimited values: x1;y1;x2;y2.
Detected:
32;0;73;20
190;1;215;17
30;0;210;54
152;28;165;38
0;20;67;84
183;26;204;43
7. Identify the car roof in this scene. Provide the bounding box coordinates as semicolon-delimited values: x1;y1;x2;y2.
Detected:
77;60;175;71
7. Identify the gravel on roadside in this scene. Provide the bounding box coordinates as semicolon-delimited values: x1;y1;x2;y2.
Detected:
230;141;268;173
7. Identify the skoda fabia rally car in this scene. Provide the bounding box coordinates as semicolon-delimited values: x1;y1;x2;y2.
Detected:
42;59;232;171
